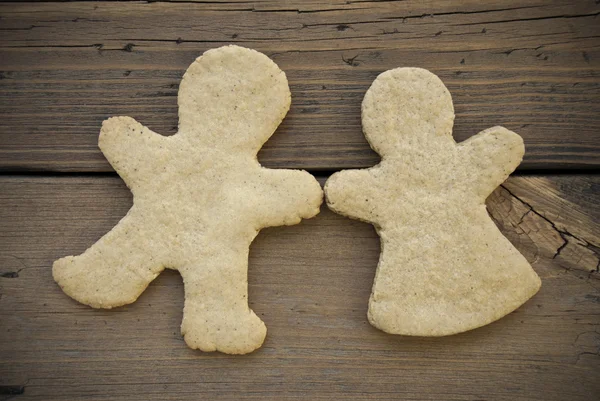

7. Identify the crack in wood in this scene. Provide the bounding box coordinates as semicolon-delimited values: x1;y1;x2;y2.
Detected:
385;5;542;22
457;11;600;26
573;328;600;364
0;25;50;31
500;184;600;274
0;254;30;279
341;53;360;66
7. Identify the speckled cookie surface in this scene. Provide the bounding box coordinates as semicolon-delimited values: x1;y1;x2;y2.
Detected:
325;67;541;336
53;45;323;354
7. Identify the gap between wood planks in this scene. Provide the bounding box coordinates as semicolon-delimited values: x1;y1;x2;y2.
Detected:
0;170;598;280
1;169;599;177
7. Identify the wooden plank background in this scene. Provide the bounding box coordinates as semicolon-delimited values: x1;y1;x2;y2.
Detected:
1;1;599;400
0;0;599;171
0;175;598;401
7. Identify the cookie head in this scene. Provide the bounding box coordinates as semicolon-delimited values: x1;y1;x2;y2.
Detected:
361;67;455;158
177;45;291;154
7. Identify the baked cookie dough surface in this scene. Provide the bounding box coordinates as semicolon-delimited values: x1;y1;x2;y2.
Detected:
53;45;323;354
325;67;541;336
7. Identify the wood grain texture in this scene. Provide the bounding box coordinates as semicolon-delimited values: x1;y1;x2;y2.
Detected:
0;0;599;172
0;175;598;401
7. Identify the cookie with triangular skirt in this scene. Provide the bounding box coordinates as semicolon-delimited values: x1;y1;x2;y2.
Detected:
325;67;541;336
53;45;323;354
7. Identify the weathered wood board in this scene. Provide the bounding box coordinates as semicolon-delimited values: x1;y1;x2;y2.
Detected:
0;0;599;171
0;175;598;400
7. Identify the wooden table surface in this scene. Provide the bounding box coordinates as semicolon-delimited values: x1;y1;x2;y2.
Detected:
1;1;599;400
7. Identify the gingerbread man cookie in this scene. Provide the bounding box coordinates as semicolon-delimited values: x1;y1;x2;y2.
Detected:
325;68;541;336
53;45;323;354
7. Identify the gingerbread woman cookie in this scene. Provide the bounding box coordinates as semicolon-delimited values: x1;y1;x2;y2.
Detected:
325;67;541;336
53;45;323;354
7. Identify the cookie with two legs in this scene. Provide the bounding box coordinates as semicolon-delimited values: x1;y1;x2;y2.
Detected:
53;46;323;355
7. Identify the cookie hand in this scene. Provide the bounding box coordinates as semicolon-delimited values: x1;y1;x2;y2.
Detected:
248;169;323;228
99;116;169;192
325;169;383;226
458;126;525;200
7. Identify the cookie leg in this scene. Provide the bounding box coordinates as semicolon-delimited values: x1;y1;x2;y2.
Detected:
53;209;165;308
178;250;266;354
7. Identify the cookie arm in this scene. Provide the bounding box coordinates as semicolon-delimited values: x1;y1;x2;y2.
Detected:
249;169;323;228
99;116;169;190
324;170;382;225
458;126;524;200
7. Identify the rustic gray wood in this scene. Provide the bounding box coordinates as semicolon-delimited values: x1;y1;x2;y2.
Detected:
0;0;599;172
1;1;599;399
0;175;598;401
